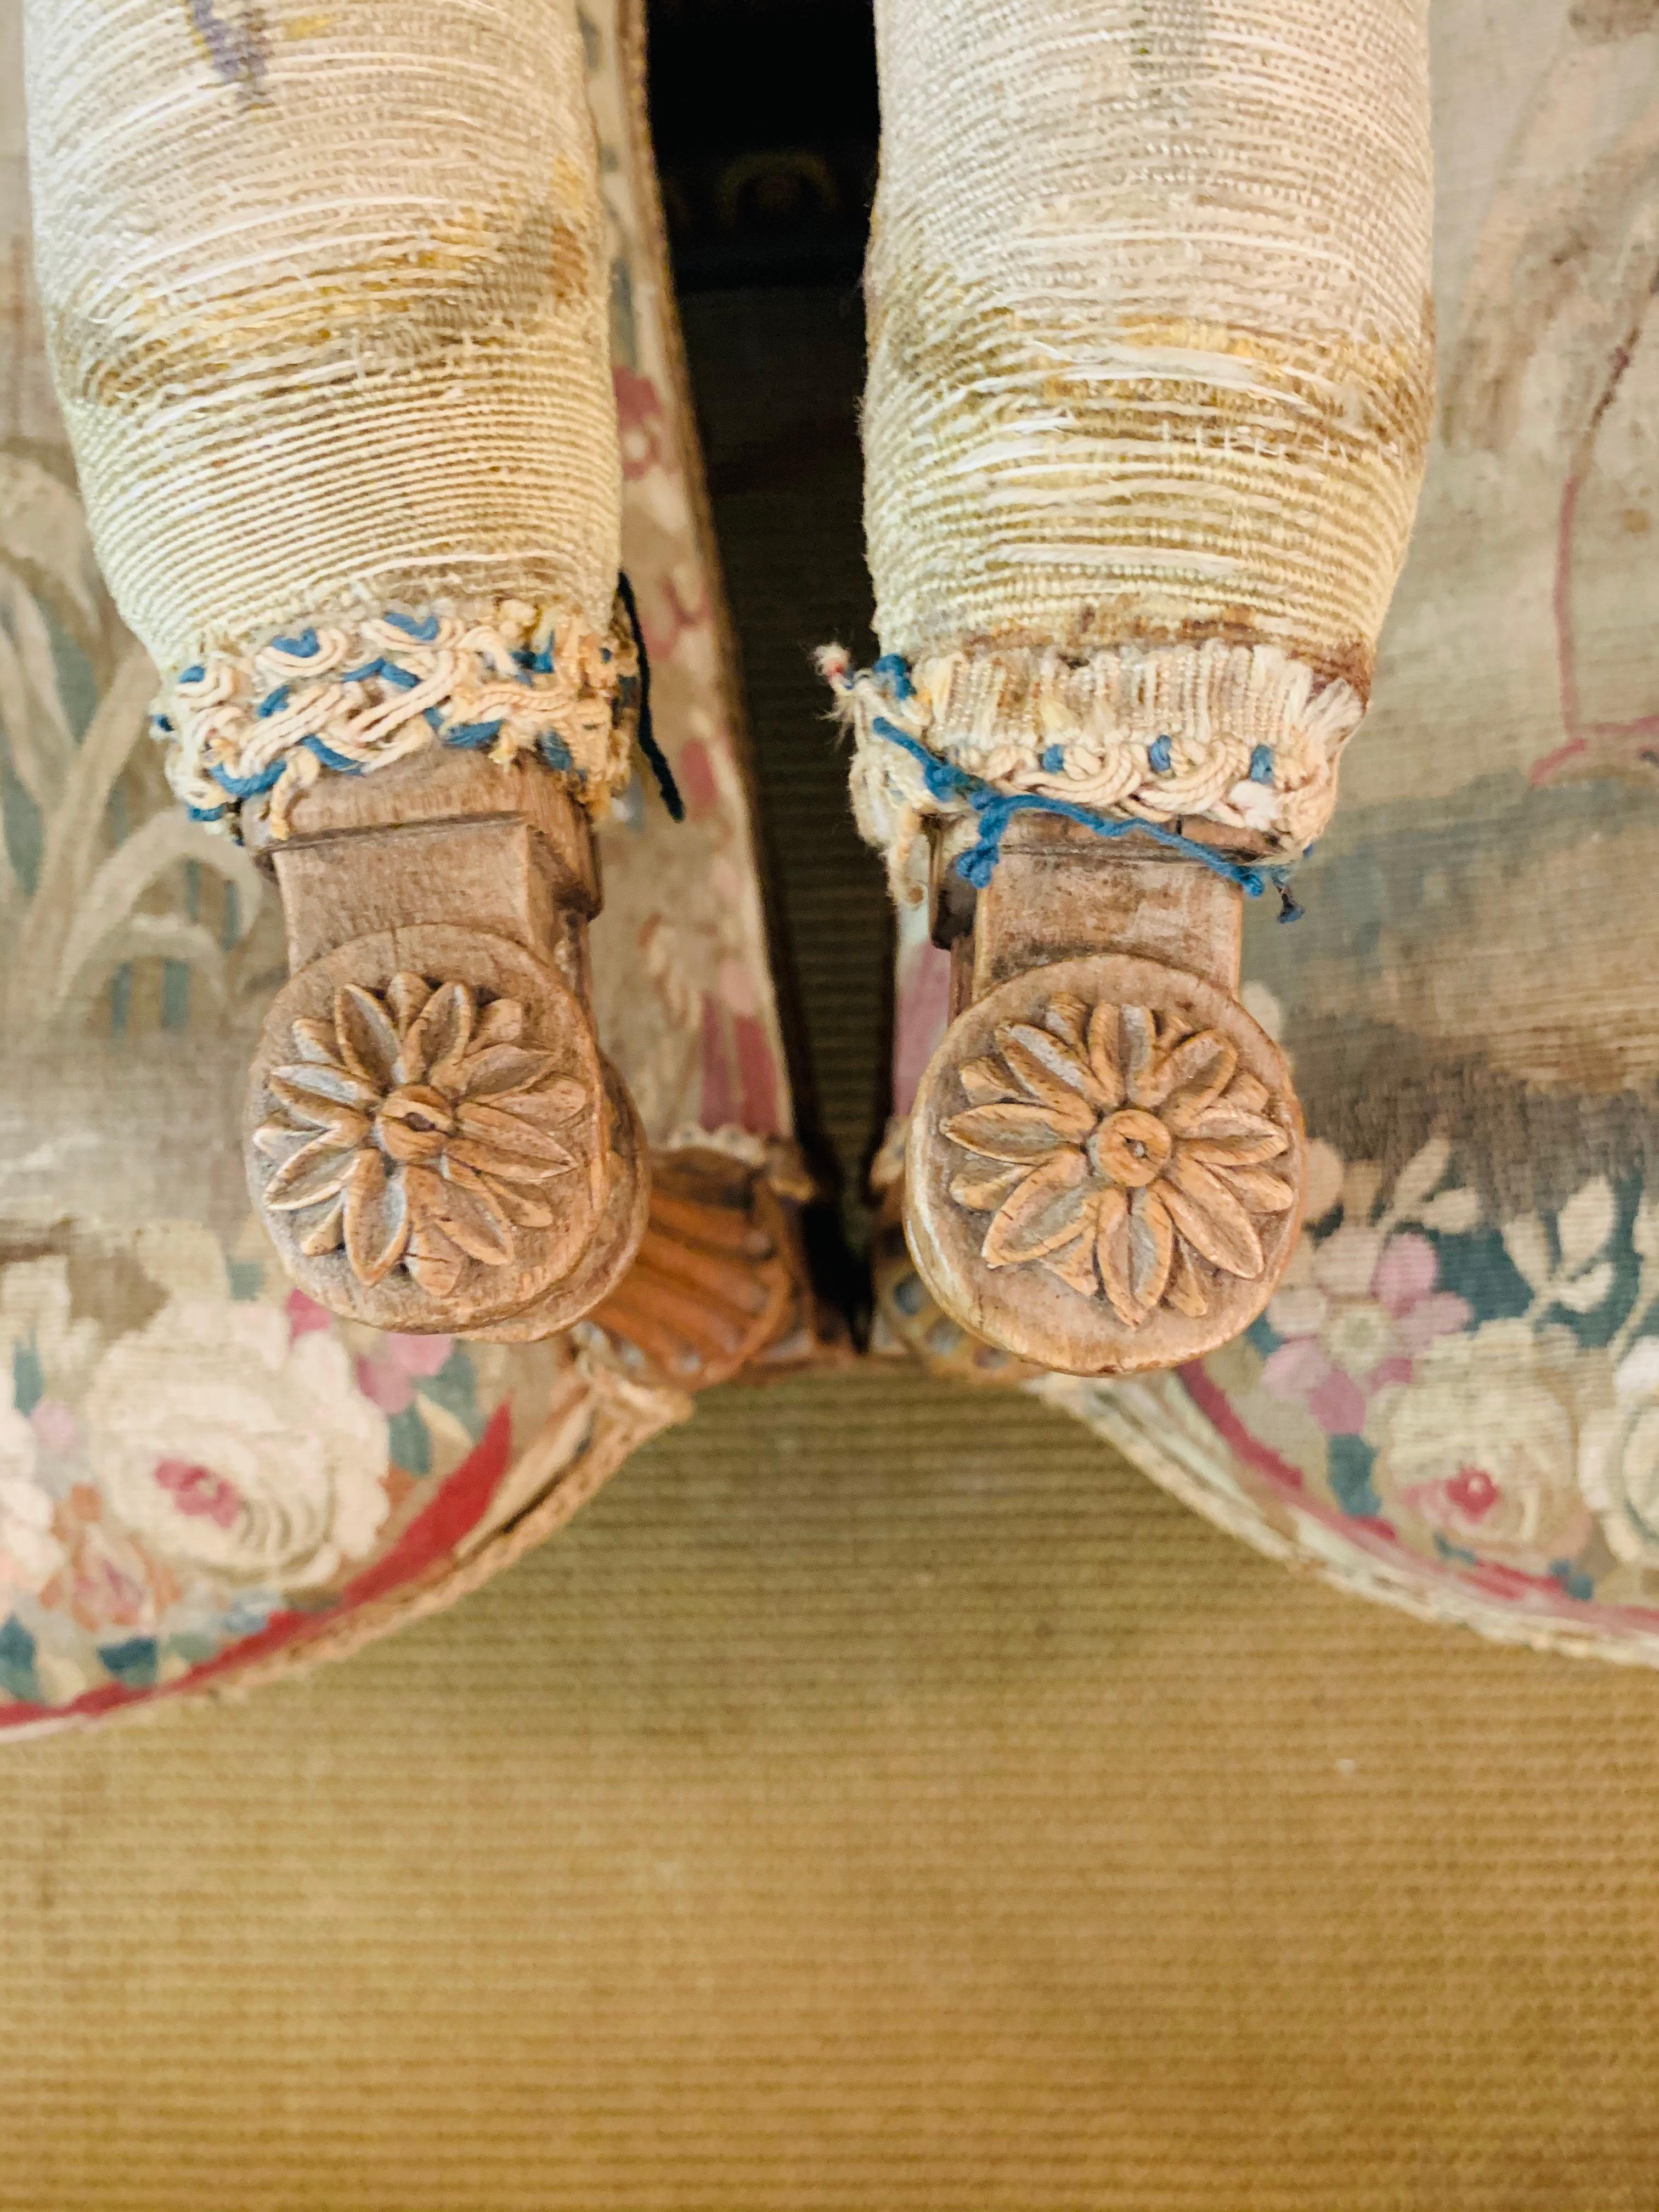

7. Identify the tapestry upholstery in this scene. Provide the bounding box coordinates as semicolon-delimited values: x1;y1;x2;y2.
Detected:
0;0;790;1731
888;0;1659;1659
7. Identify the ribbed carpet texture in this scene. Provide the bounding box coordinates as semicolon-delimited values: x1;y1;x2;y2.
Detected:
4;292;1658;2211
7;1372;1659;2211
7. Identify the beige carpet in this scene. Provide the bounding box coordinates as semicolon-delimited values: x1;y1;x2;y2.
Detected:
4;1365;1659;2212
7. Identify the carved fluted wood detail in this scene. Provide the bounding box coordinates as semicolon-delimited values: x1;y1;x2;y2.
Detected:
591;1149;797;1391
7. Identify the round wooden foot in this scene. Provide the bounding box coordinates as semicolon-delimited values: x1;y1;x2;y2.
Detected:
904;952;1306;1378
245;922;648;1339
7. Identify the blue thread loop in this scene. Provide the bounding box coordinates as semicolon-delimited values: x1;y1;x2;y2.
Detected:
868;716;1301;915
208;757;286;799
383;611;441;644
872;653;915;702
301;735;358;773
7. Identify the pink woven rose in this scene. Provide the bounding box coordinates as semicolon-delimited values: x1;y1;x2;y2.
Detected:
1262;1229;1470;1436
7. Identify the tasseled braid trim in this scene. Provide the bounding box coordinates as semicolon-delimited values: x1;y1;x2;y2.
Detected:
159;596;644;842
820;640;1364;907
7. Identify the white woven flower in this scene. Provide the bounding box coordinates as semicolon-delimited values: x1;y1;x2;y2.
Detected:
83;1302;387;1589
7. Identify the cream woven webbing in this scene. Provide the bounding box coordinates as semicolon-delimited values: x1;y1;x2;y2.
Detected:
25;0;629;835
832;0;1434;893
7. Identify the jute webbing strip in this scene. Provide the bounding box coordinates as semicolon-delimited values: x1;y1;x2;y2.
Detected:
26;0;630;830
840;0;1434;884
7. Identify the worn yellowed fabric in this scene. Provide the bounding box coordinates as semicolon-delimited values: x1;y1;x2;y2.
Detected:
4;1371;1659;2212
842;0;1435;880
25;0;629;827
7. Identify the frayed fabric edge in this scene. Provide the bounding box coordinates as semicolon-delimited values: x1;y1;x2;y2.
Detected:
160;596;642;842
820;638;1362;904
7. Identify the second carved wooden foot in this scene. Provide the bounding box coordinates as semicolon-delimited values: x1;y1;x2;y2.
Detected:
900;820;1307;1379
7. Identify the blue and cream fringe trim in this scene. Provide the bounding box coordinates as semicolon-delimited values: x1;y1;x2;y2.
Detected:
821;639;1363;912
157;596;646;841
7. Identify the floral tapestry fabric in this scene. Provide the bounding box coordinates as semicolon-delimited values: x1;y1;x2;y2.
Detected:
0;1231;496;1712
0;0;783;1727
887;0;1659;1662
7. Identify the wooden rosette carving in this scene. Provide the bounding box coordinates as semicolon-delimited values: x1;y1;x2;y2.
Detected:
905;954;1306;1377
246;923;647;1338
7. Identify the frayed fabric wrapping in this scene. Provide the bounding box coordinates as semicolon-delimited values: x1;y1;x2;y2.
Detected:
25;0;630;836
838;0;1434;892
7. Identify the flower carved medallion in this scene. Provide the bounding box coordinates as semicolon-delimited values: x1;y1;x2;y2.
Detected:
942;994;1296;1329
254;972;592;1299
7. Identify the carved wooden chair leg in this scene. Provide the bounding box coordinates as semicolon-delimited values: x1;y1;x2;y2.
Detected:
902;820;1303;1377
244;753;647;1339
831;0;1434;1380
27;0;654;1341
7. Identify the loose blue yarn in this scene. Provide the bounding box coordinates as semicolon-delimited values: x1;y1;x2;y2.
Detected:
871;653;915;701
868;714;1303;919
382;611;442;643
